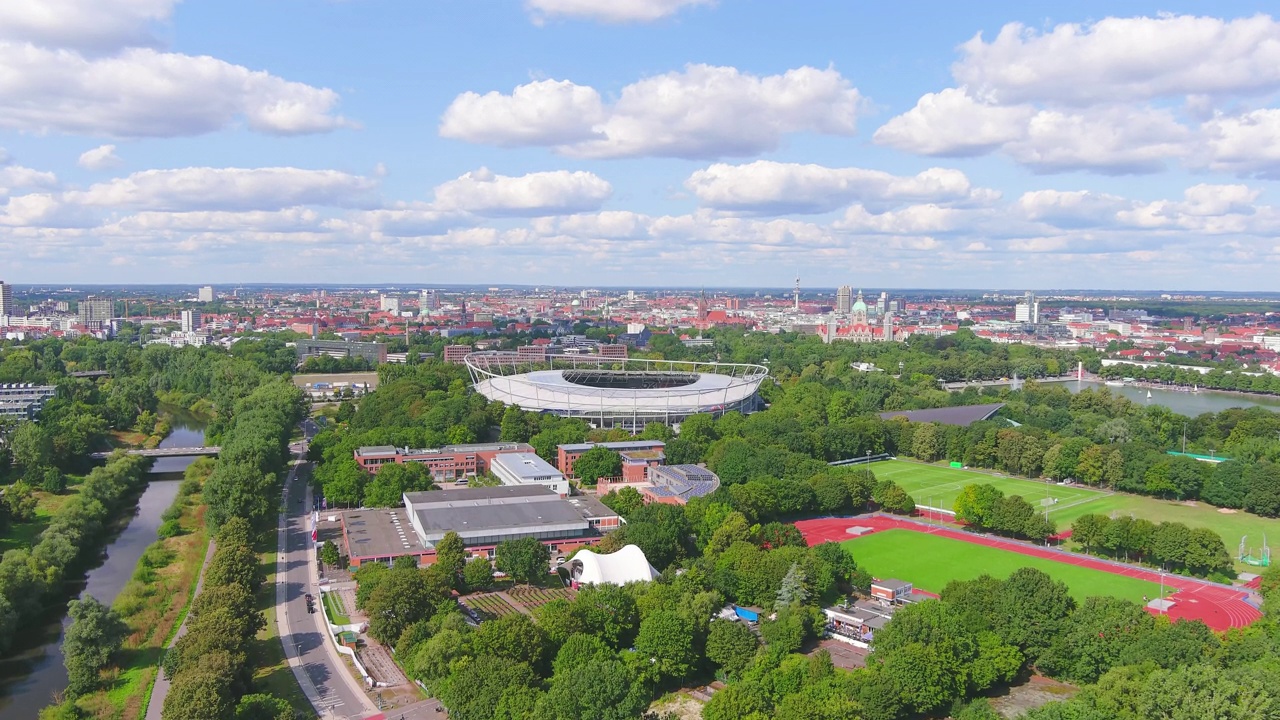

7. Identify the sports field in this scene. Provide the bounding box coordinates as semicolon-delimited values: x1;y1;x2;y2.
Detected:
864;459;1280;568
842;529;1164;603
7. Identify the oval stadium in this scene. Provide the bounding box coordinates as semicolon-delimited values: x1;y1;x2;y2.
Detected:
465;352;769;429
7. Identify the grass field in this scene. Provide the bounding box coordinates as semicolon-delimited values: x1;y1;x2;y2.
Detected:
843;530;1164;603
870;459;1280;568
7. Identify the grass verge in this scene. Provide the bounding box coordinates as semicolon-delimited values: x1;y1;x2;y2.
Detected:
249;534;314;717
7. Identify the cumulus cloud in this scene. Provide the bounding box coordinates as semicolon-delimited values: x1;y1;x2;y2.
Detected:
67;167;379;211
1016;189;1133;227
431;167;612;217
441;64;863;159
878;14;1280;176
685;161;981;214
0;0;176;54
954;14;1280;105
0;44;350;138
78;144;123;171
526;0;713;24
0;151;58;196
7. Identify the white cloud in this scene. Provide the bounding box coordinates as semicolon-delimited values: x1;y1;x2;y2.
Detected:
0;0;176;53
68;167;379;211
835;204;969;234
0;44;349;138
1016;189;1132;227
78;144;123;171
103;208;324;233
1005;106;1192;174
0;151;58;196
431;167;612;217
954;14;1280;105
526;0;712;24
685;161;979;214
1199;109;1280;177
441;64;863;159
873;88;1031;156
440;79;604;147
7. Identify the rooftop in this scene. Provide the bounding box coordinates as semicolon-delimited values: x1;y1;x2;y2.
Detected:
403;485;599;544
355;442;533;458
560;440;667;453
340;507;421;560
490;452;564;481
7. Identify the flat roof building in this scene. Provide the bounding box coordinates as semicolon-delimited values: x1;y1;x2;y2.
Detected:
354;442;533;480
337;485;620;568
557;440;666;479
490;452;570;496
295;339;387;365
0;383;56;420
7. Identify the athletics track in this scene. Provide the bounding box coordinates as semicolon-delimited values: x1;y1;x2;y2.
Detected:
795;514;1262;632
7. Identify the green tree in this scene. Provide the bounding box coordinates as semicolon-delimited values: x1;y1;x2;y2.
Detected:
705;620;759;675
364;565;447;644
572;447;623;485
63;595;129;696
954;483;1003;529
635;610;696;682
234;693;294;720
319;540;340;568
434;531;467;587
496;536;551;586
1071;514;1108;554
462;557;493;591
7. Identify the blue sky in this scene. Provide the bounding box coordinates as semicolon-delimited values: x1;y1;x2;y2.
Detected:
4;1;1280;290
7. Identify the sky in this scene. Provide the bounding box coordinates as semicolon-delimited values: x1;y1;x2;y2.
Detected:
4;1;1280;291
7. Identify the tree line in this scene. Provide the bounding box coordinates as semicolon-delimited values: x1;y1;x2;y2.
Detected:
1071;513;1233;578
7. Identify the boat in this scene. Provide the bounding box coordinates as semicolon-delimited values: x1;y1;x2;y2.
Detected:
1146;390;1153;400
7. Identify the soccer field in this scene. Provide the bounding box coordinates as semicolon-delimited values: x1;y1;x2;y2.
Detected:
842;529;1164;603
866;459;1104;518
861;459;1280;568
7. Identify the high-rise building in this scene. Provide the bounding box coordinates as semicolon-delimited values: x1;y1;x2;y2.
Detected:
78;296;113;329
420;290;440;315
380;295;401;314
1015;291;1039;324
198;286;215;302
878;291;888;316
836;285;852;314
181;310;202;333
0;280;12;318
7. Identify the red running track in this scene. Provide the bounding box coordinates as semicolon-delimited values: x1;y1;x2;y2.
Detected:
797;515;1262;632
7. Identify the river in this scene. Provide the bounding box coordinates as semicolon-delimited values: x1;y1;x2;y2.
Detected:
1060;379;1280;416
0;406;207;717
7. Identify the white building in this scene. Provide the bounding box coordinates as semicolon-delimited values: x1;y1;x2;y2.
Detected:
380;295;401;314
489;452;570;496
0;280;12;318
836;285;852;314
198;286;215;303
181;309;202;333
1015;291;1039;324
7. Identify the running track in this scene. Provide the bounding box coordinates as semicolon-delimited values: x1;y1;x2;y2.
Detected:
796;514;1262;632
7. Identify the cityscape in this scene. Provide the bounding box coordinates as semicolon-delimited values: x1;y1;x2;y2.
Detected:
5;2;1280;720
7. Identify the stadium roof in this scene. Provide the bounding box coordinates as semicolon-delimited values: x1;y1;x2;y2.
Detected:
878;403;1005;426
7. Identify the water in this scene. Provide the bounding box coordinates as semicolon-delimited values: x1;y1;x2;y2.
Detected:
1063;379;1280;417
0;407;207;716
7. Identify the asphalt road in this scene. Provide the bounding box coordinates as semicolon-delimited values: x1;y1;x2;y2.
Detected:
276;421;377;719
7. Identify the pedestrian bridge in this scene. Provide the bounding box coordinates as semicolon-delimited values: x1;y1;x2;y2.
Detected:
90;446;220;460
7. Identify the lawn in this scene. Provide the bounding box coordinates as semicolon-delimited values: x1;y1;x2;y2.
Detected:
842;529;1164;603
323;591;351;625
869;459;1280;568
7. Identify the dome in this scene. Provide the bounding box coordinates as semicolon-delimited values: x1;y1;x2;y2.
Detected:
851;290;867;312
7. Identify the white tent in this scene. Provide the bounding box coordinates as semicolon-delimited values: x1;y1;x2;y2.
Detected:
570;544;659;586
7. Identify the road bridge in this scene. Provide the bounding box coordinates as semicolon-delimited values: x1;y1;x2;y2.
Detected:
90;446;220;459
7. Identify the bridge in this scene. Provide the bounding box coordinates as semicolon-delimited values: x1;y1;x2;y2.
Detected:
90;446;220;460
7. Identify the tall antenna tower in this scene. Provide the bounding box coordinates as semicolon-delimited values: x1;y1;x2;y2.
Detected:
793;276;800;312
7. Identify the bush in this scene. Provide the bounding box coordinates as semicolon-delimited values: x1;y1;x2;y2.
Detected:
157;519;184;539
161;504;184;523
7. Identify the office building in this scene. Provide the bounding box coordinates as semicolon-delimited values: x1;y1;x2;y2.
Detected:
490;452;570;496
197;286;215;303
294;338;387;364
420;289;441;314
1015;291;1039;324
0;281;12;318
379;295;401;314
558;440;666;480
0;383;57;420
836;285;852;314
877;291;888;316
180;309;202;333
78;296;113;329
353;442;534;480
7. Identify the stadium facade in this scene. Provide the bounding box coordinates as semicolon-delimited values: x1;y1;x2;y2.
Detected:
465;352;768;429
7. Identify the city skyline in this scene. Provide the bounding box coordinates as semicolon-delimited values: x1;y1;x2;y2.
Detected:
3;2;1280;289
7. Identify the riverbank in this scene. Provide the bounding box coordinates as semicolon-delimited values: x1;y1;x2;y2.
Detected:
40;463;212;719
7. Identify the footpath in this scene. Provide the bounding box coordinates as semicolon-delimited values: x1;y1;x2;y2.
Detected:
143;539;216;720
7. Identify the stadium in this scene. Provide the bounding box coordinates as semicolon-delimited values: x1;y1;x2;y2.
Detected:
465;352;769;429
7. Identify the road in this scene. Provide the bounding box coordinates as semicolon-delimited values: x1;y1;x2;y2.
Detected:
274;419;379;719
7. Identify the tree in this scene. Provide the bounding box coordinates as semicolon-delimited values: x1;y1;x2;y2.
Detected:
776;562;809;608
573;447;623;485
364;565;447;644
601;486;644;518
41;467;66;494
496;536;550;586
1071;514;1108;554
573;583;639;649
635;610;696;682
954;484;1004;529
462;557;493;591
319;540;340;568
235;693;294;720
434;531;467;587
63;595;129;696
705;620;759;675
472;612;548;670
10;421;53;472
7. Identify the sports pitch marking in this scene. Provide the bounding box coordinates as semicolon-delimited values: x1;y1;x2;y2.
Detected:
865;460;1109;519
